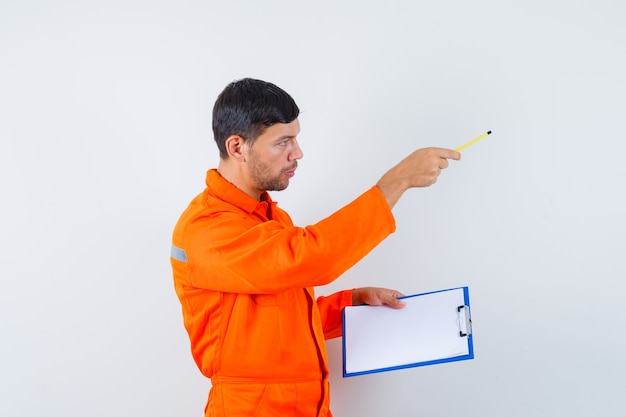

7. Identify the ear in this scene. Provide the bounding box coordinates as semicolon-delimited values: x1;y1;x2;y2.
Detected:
224;135;247;162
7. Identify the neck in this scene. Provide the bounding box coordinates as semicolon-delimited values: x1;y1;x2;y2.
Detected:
217;160;263;201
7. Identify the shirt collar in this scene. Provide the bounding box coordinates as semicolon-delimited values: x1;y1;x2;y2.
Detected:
205;169;274;214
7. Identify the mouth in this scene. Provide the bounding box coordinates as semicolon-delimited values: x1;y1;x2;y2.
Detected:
284;163;298;177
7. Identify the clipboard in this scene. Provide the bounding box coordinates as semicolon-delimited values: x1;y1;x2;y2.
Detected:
342;286;474;377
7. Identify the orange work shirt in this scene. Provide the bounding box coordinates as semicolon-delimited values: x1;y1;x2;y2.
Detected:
170;169;395;416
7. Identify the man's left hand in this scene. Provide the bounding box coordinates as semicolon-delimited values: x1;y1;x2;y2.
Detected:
352;287;406;309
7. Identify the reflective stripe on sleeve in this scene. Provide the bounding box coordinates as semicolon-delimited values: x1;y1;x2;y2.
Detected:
171;245;188;262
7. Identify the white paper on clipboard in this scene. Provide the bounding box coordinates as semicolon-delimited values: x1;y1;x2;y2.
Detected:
342;286;474;377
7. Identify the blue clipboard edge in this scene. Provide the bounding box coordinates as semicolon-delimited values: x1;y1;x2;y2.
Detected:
342;286;474;378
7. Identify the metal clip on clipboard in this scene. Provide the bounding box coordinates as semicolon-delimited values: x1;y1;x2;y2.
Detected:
457;305;472;337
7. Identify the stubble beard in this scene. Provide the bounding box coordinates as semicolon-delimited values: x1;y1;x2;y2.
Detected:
248;153;292;192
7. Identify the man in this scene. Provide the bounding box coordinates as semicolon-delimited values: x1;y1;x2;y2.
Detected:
170;78;460;416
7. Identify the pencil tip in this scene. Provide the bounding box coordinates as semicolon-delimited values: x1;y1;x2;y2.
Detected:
487;130;492;134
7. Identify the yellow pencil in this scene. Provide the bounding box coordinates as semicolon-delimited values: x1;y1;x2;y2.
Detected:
455;131;492;152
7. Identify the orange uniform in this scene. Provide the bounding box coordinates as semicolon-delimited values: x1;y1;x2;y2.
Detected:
171;169;395;416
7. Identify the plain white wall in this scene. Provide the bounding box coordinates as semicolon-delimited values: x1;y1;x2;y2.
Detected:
2;1;625;416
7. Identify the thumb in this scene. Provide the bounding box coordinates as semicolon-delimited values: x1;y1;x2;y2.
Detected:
387;292;406;309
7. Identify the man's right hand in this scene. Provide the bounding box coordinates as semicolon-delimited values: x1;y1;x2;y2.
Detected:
375;147;461;209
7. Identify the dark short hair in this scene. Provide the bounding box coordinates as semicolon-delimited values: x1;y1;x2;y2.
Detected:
212;78;300;159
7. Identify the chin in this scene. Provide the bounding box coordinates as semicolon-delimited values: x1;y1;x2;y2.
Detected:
271;181;289;192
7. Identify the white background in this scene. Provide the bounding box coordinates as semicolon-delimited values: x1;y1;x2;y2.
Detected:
1;1;625;416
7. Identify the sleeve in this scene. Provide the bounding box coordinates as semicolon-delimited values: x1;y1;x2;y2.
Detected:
182;186;395;294
317;290;353;340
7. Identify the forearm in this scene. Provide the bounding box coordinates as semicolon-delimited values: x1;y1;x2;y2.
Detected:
375;169;409;210
318;290;354;339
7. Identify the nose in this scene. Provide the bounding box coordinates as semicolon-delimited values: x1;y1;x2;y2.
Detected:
290;138;304;161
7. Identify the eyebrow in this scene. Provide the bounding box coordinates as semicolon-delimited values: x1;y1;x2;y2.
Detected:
274;134;297;142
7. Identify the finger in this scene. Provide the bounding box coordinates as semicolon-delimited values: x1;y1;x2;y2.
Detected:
388;297;406;309
433;148;461;161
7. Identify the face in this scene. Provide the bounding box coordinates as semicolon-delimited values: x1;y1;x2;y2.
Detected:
245;119;303;194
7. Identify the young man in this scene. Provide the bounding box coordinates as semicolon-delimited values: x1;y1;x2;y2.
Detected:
170;78;460;416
